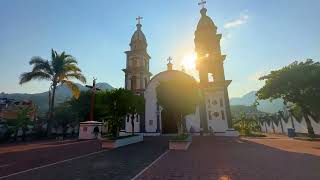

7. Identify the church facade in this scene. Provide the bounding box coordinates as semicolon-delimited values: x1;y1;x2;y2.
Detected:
123;7;238;136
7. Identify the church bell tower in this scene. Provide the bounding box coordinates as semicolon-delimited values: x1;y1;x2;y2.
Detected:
123;17;152;95
195;1;233;134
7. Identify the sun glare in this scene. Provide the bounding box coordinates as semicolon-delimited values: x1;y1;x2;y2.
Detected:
181;52;197;70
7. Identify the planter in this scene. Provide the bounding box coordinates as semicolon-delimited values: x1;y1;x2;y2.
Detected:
169;135;192;150
101;134;143;149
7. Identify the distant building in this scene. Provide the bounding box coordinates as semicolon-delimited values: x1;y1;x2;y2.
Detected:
0;98;37;121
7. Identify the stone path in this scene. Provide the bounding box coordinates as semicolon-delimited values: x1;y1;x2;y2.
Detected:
1;137;169;180
137;136;320;180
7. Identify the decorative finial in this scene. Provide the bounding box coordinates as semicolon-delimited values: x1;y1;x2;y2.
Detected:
136;16;143;30
167;57;173;71
136;16;143;24
93;77;97;87
167;56;172;64
198;0;206;9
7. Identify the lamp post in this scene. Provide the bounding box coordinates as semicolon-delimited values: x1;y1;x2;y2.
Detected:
156;102;161;133
156;110;160;133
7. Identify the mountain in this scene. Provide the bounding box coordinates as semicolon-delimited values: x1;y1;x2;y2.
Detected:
230;91;284;113
0;83;113;113
230;105;266;118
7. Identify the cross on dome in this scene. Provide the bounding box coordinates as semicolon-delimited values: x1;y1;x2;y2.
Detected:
198;0;206;9
167;56;173;64
167;57;173;70
136;16;143;24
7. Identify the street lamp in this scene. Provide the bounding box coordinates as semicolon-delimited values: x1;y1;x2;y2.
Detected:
156;109;160;133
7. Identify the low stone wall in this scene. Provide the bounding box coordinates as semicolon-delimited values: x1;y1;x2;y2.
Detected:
101;134;143;149
169;136;192;150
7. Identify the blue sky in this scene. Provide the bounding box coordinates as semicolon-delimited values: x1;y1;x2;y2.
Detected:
1;0;320;97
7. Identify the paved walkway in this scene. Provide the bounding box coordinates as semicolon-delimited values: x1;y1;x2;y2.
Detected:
137;136;320;180
2;137;169;180
0;139;102;177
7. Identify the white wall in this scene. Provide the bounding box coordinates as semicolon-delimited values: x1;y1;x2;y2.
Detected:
125;114;141;133
205;90;228;132
260;115;320;135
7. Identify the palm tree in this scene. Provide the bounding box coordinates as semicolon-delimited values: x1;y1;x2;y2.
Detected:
19;49;86;136
277;111;285;133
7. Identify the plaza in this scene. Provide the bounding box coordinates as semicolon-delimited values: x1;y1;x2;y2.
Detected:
1;135;320;180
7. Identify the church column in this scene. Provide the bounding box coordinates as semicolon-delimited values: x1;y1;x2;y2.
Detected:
224;87;232;128
199;89;208;133
156;103;160;133
125;74;128;89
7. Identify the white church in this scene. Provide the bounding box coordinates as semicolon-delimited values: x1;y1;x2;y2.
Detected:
122;6;238;136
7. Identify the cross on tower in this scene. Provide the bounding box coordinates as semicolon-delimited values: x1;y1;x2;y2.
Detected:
198;0;206;9
136;16;143;24
167;56;173;64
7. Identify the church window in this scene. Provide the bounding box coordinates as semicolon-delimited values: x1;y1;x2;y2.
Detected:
127;115;130;122
149;120;153;125
131;76;137;90
133;59;137;67
213;100;218;105
208;111;212;120
220;98;224;107
213;112;219;118
221;110;225;120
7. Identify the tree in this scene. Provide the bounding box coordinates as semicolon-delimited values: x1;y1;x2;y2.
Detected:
156;79;199;135
127;92;145;135
68;91;92;122
7;107;33;141
53;103;77;138
277;111;286;133
257;59;320;137
234;113;259;135
19;49;86;136
95;89;130;137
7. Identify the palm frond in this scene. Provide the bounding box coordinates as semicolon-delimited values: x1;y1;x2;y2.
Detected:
64;56;78;64
51;49;57;61
63;64;81;72
19;71;52;84
31;61;53;75
29;57;47;65
61;80;80;99
65;73;87;83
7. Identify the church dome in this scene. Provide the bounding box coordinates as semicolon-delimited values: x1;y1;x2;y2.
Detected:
196;8;217;34
130;24;147;50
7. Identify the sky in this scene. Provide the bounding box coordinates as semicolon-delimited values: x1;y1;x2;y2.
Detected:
0;0;320;98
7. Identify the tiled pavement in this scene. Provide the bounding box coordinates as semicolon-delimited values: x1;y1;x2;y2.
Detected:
137;136;320;180
1;137;169;180
0;139;102;177
2;136;320;180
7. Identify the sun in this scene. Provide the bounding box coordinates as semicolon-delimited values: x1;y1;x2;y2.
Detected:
181;52;197;70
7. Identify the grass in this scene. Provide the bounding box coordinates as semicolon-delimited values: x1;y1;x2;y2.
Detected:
103;134;137;140
240;131;266;137
171;134;190;141
294;137;320;141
